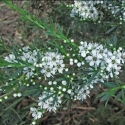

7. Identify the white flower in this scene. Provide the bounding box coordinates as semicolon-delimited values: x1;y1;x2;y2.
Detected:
53;81;57;85
62;88;66;92
38;91;62;112
62;80;67;85
74;59;78;63
32;121;36;125
50;87;54;91
58;86;62;90
81;51;86;57
65;68;69;72
70;1;99;21
48;81;52;85
46;72;51;77
74;84;91;101
67;89;72;94
86;50;101;66
77;62;81;67
17;93;22;97
30;107;43;120
70;61;74;65
13;93;17;97
5;54;17;63
40;52;66;78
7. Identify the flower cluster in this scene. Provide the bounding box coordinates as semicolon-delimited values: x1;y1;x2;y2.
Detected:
74;84;93;101
70;1;99;21
36;52;65;78
5;46;38;78
38;91;62;112
13;93;22;97
70;1;125;22
30;107;43;120
78;41;124;83
5;47;66;79
30;91;62;120
30;80;94;120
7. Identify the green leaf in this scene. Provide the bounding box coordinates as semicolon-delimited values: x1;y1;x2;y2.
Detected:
105;38;111;45
4;97;23;111
66;27;70;37
115;8;123;16
105;26;117;34
93;83;98;91
105;98;110;107
80;70;98;90
115;91;122;100
23;89;39;96
96;91;108;98
0;57;27;68
87;71;98;83
52;95;57;106
64;93;70;100
8;68;22;80
17;74;25;81
100;93;110;102
56;78;65;82
100;82;118;88
0;57;10;67
121;89;125;105
112;35;117;46
56;23;63;34
82;69;96;73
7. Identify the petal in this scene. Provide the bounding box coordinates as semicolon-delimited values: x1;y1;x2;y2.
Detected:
90;61;94;66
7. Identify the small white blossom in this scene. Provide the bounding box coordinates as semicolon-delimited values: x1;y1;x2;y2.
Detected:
74;59;78;63
5;54;17;63
74;84;92;101
67;89;72;94
62;80;67;85
62;88;66;92
65;68;69;72
53;81;57;85
30;107;43;120
4;96;8;99
13;93;17;97
77;62;81;67
58;86;62;90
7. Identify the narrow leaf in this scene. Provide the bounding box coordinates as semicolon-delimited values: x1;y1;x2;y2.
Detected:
100;93;110;102
105;26;117;34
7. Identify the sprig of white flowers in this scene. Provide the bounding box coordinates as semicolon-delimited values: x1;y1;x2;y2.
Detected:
78;41;124;83
70;1;99;21
70;0;125;22
3;41;125;123
5;47;66;79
